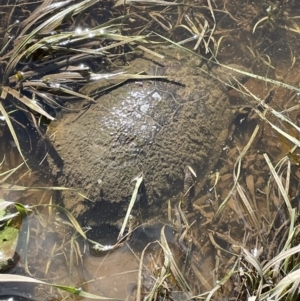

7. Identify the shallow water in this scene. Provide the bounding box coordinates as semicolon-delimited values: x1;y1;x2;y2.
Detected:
1;0;300;300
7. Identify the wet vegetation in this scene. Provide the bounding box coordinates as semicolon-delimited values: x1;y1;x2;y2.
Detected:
0;0;300;300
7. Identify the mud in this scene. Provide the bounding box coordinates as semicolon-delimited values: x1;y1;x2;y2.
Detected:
49;48;235;226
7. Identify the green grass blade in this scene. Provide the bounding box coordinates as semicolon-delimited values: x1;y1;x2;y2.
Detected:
242;247;263;297
4;0;101;81
263;153;293;215
263;244;300;274
33;204;87;239
118;174;143;240
0;97;30;169
0;162;24;184
2;86;55;120
160;225;192;295
0;274;119;299
215;125;260;218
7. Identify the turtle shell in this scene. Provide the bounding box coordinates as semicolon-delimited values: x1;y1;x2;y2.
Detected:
50;48;233;224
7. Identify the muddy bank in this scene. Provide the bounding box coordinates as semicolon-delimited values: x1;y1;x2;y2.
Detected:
49;48;234;225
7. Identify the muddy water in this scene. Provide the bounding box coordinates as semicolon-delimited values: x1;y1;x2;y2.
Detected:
1;0;300;300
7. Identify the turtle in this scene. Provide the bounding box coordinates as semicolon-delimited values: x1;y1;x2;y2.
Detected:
48;47;249;227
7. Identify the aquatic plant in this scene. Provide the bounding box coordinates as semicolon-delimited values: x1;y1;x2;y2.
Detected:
0;0;300;300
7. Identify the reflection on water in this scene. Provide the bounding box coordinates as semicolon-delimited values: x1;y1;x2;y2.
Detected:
1;0;300;300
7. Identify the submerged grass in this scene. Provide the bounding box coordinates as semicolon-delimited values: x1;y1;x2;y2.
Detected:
1;141;300;300
0;274;117;300
1;0;300;300
0;0;172;167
